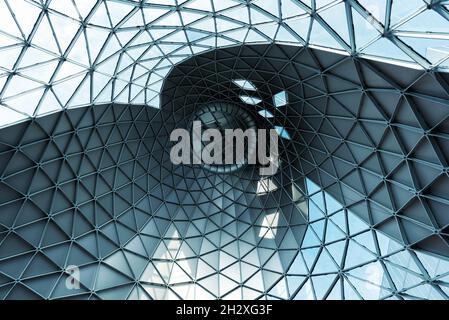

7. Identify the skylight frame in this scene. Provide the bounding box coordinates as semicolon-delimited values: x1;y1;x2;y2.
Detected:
232;79;258;91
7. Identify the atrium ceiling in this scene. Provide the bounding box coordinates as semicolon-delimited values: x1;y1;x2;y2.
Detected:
0;0;449;127
1;0;449;300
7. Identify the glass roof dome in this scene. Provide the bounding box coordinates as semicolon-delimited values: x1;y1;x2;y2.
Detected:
0;0;449;128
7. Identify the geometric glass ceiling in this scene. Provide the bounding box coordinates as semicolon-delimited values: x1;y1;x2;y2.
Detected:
0;0;449;128
1;39;449;299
